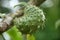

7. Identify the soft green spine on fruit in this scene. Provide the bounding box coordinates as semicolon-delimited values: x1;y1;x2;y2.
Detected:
14;2;45;34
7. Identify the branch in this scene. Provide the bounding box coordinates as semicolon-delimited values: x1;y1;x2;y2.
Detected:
28;0;46;6
0;9;24;33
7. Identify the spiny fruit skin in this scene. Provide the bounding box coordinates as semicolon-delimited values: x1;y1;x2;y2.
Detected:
14;2;45;34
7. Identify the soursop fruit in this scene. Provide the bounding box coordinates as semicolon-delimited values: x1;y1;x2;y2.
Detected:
14;2;45;34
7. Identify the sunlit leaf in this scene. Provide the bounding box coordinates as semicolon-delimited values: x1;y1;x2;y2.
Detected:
3;26;23;40
27;34;35;40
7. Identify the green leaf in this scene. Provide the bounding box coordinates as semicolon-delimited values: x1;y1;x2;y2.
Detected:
6;26;23;40
27;34;35;40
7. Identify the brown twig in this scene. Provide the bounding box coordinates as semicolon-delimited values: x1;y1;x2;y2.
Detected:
28;0;46;6
0;9;24;33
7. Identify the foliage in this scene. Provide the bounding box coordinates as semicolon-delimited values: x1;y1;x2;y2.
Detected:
5;26;23;40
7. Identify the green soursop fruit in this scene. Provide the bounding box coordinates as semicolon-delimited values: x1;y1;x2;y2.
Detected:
14;2;45;34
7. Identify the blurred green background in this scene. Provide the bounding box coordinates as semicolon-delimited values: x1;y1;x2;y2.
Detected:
0;0;60;40
34;0;60;40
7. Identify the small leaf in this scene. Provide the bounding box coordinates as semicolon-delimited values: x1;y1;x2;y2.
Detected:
27;34;35;40
5;26;23;40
